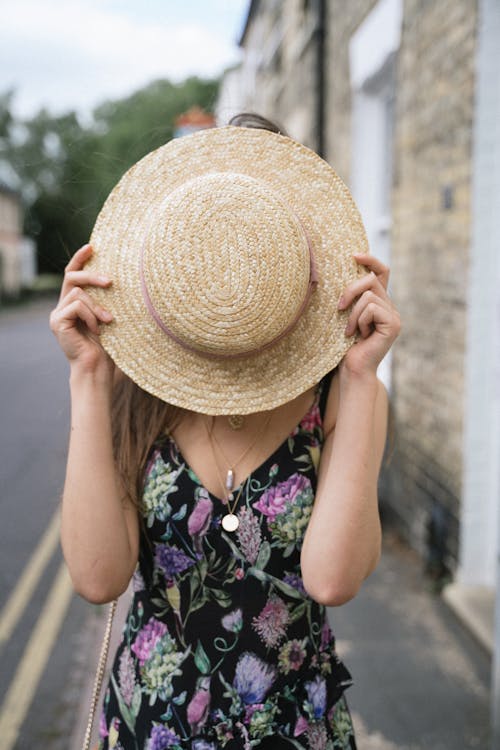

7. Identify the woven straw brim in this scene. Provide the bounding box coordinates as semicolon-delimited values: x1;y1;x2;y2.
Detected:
86;126;368;415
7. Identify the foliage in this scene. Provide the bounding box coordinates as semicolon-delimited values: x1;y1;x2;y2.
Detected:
0;77;219;273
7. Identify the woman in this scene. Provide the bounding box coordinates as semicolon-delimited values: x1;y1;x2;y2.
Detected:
50;120;400;750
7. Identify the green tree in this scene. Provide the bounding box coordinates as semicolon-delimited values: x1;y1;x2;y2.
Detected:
0;76;219;274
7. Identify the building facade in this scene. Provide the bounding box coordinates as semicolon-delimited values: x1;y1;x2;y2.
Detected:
218;0;500;650
0;183;23;299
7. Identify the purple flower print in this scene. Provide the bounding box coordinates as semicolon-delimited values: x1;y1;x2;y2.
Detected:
306;721;329;749
236;507;262;564
233;652;277;704
305;675;327;719
282;572;307;596
154;543;197;580
118;647;136;706
131;617;168;666
278;638;307;674
187;676;211;734
188;495;213;553
221;608;243;633
192;742;217;750
294;714;309;737
251;595;290;648
320;621;333;651
132;569;145;593
144;449;162;478
147;722;181;750
253;473;311;521
299;402;321;433
99;710;108;739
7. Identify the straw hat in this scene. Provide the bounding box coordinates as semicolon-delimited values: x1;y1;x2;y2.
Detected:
85;125;369;415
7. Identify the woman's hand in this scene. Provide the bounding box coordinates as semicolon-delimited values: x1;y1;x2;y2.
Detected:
49;244;114;378
338;253;401;377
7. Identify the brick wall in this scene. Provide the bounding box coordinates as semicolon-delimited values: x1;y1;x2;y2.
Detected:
386;0;477;575
325;0;478;575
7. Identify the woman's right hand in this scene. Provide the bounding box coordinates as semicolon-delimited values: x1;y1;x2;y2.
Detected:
49;244;114;378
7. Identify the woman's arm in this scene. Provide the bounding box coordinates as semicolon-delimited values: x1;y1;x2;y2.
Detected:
50;245;139;603
62;370;139;603
300;370;387;605
300;253;400;606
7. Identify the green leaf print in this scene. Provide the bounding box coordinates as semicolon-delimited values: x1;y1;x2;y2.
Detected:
194;640;211;675
160;704;173;721
221;531;244;560
172;689;187;705
189;593;210;613
295;453;312;463
110;673;137;736
210;588;233;607
247;567;303;599
171;503;187;521
188;468;201;485
289;601;308;623
131;684;142;717
255;541;271;570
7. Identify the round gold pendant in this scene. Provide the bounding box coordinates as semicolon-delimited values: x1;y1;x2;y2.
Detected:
221;513;239;532
228;415;244;430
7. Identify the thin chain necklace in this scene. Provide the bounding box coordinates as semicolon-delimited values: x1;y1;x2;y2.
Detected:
204;413;272;532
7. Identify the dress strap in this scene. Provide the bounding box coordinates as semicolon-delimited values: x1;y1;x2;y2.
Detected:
318;368;336;421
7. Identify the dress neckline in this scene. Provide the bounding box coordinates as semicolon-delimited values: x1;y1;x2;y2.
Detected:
166;383;324;505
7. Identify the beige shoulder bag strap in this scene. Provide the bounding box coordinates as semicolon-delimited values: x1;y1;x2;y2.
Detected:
82;599;117;750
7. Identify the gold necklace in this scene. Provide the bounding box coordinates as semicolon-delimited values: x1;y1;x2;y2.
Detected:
204;413;272;532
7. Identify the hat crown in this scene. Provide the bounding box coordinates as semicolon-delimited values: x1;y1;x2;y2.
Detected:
141;172;312;357
87;126;368;414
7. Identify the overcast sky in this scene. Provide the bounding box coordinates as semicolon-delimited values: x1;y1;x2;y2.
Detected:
1;0;249;119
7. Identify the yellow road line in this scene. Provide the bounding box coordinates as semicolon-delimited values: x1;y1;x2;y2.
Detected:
0;562;74;750
0;511;60;651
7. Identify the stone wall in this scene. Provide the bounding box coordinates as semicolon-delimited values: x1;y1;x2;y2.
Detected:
386;0;477;574
236;0;320;148
0;187;22;298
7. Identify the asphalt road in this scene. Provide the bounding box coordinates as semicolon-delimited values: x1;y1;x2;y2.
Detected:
0;296;95;750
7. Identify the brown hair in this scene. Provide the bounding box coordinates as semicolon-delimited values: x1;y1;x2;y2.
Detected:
111;113;286;509
111;374;182;509
228;112;287;136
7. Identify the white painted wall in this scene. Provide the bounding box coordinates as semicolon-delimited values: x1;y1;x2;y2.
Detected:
348;0;402;391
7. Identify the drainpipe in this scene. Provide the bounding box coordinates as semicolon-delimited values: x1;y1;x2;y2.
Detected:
314;0;326;158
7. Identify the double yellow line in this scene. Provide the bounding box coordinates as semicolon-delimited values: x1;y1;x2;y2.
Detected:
0;512;74;750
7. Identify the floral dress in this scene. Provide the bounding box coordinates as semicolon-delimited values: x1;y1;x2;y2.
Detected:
99;371;357;750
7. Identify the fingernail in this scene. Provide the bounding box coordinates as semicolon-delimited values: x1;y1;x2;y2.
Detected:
101;310;113;321
98;275;111;284
337;295;346;309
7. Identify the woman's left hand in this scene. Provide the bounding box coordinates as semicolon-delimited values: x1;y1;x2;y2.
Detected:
338;253;401;376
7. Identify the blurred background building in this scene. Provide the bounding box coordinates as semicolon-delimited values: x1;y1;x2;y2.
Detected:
217;0;500;657
173;105;216;138
0;182;36;301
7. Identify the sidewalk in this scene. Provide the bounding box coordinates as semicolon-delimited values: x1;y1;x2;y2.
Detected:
332;527;491;749
70;525;492;750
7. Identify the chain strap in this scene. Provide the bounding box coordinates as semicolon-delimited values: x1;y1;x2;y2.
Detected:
82;599;117;750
